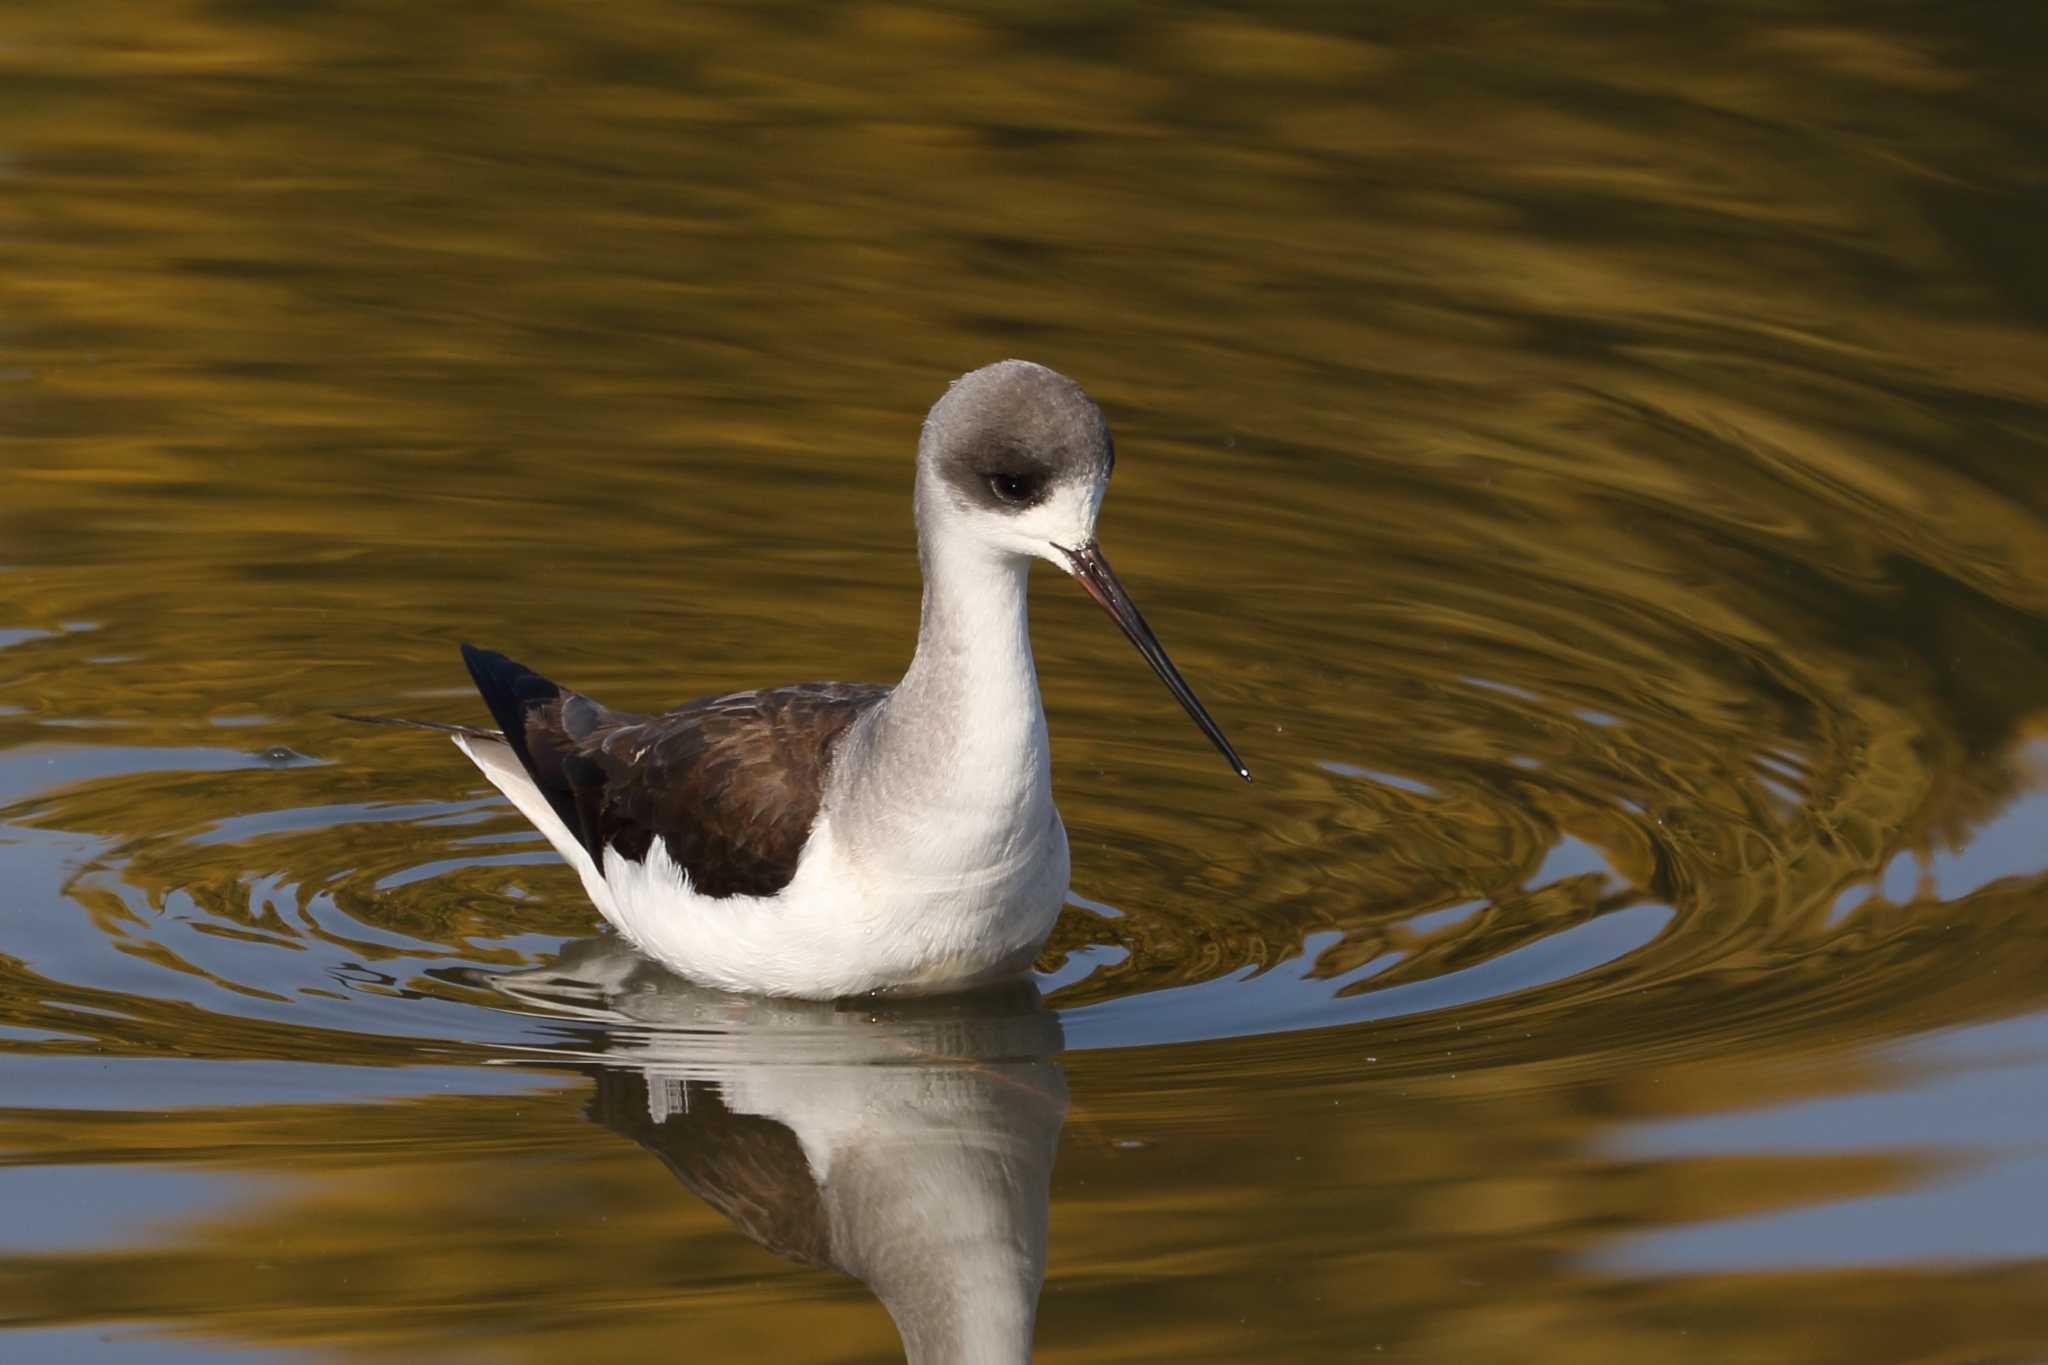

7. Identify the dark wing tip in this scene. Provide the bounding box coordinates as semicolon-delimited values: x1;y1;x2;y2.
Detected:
459;641;515;687
459;643;565;770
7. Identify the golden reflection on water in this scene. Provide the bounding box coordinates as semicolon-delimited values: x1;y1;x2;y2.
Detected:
4;0;2048;1359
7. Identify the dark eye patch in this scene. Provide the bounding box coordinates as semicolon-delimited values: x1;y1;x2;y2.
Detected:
934;432;1065;515
985;469;1048;506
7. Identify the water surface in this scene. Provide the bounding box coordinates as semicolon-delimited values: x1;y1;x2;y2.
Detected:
4;1;2048;1360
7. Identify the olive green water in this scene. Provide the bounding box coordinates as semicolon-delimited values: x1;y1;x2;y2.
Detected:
4;2;2048;1360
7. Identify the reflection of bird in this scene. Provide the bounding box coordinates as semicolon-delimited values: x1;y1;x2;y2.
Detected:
492;938;1068;1365
353;361;1246;997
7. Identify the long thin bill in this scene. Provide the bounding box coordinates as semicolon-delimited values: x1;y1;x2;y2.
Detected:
1056;542;1252;782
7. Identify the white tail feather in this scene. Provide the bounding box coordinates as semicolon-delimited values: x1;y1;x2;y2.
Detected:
453;734;618;916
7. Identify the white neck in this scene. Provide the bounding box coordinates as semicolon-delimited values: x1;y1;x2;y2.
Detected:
814;505;1055;900
869;519;1050;813
907;532;1037;723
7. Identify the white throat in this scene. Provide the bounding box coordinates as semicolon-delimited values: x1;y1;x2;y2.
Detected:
905;527;1041;749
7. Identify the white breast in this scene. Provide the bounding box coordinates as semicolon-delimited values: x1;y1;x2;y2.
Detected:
597;806;1070;997
456;733;1070;997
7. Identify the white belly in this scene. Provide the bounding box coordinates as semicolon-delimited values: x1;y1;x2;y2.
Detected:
598;811;1072;998
459;727;1069;997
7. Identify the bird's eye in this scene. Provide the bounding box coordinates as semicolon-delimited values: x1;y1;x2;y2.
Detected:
988;471;1038;504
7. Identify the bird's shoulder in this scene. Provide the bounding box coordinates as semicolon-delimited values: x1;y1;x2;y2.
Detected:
543;680;889;898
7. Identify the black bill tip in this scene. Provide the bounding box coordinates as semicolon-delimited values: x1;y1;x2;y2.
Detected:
1055;541;1252;783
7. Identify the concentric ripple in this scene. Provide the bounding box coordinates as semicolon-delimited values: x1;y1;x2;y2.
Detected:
4;0;2048;1356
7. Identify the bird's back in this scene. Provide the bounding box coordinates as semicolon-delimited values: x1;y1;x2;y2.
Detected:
461;644;888;899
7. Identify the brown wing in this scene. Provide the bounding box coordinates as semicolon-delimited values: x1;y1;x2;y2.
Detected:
461;644;886;899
